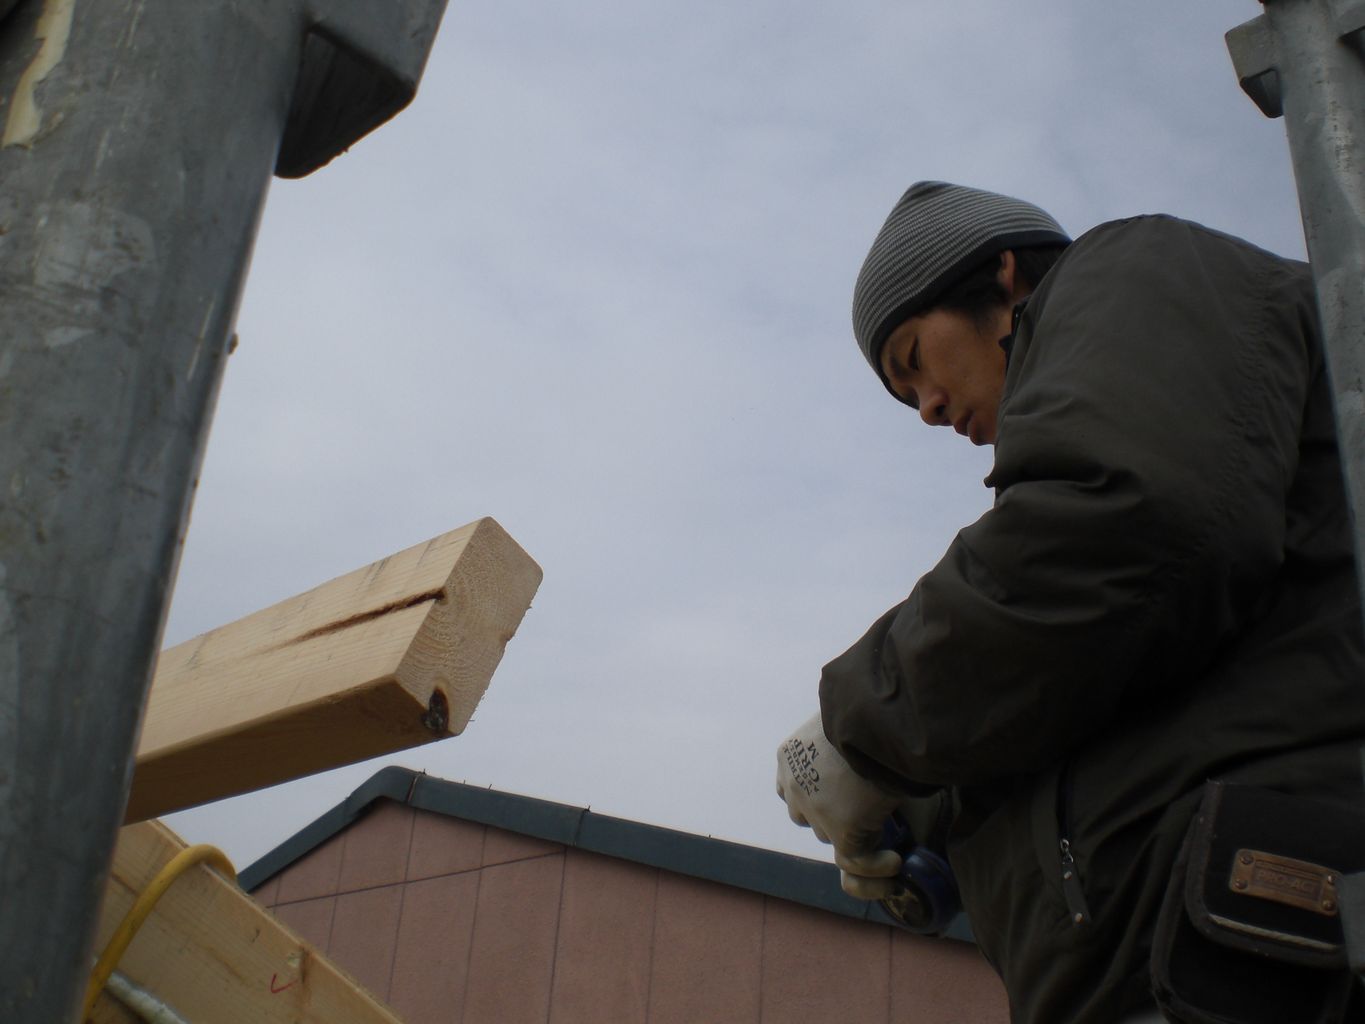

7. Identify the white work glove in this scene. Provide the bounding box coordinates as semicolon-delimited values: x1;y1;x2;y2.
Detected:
775;712;904;900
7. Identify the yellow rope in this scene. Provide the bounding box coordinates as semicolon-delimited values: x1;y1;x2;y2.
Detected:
83;844;236;1021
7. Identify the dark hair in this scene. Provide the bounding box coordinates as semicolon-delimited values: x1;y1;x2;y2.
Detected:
933;243;1070;326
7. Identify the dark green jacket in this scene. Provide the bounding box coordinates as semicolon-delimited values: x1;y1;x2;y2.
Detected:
820;216;1365;1022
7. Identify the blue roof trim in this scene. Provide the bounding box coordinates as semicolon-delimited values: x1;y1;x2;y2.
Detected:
235;766;413;890
239;766;975;944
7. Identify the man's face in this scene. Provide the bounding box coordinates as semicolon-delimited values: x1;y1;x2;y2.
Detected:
878;305;1010;446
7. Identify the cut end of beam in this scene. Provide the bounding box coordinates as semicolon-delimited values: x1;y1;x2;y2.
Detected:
126;518;542;823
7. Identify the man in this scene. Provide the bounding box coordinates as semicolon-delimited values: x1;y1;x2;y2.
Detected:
775;181;1365;1022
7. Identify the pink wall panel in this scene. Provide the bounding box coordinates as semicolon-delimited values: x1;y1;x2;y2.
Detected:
389;872;482;1024
461;854;565;1024
482;825;564;867
338;800;415;893
890;929;1009;1023
272;896;336;953
759;898;892;1024
549;850;658;1024
255;804;1008;1024
648;872;764;1024
274;830;345;904
329;885;405;1002
408;810;485;881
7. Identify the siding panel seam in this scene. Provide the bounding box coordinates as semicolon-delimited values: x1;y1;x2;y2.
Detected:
545;851;569;1024
457;841;486;1024
643;867;660;1024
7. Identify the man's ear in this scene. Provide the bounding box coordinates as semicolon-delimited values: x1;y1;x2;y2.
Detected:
997;250;1018;299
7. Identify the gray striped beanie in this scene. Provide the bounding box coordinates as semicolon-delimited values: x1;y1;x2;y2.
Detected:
852;181;1070;379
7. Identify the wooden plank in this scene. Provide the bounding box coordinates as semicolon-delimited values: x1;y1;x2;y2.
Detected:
127;517;542;822
89;820;404;1024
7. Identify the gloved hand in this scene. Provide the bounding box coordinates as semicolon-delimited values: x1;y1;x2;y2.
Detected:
775;712;904;900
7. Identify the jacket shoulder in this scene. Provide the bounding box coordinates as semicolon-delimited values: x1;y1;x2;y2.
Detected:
1018;214;1316;359
1065;214;1308;276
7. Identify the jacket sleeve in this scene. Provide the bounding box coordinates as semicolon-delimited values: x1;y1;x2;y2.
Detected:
820;217;1320;790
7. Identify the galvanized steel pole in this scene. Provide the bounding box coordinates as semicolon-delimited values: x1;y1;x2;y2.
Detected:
0;2;445;1021
1227;0;1365;983
1227;0;1365;604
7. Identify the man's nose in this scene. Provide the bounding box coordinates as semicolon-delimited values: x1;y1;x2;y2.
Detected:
919;389;948;427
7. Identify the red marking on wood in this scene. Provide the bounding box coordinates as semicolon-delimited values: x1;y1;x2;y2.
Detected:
269;973;297;994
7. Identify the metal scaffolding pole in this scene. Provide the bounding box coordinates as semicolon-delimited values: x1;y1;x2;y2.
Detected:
1227;0;1365;600
1226;0;1365;983
0;3;446;1022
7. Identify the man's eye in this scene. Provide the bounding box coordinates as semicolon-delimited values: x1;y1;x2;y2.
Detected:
909;340;920;372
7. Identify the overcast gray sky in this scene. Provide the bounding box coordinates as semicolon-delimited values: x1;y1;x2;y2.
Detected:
161;1;1306;870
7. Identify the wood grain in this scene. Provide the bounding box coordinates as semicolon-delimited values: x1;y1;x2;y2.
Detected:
126;517;542;822
89;820;404;1024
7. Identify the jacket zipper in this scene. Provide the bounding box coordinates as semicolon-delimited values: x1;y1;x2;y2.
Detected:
1056;759;1092;926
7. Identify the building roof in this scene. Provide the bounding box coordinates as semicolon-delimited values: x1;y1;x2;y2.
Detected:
240;765;975;944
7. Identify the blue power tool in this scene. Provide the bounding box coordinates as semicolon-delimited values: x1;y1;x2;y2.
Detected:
874;812;961;935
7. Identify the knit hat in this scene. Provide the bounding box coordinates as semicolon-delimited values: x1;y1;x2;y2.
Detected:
852;181;1070;381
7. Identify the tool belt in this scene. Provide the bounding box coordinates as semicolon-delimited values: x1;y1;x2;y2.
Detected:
1151;781;1363;1023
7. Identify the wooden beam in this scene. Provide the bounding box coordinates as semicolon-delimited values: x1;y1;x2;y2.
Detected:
127;517;542;822
90;820;404;1024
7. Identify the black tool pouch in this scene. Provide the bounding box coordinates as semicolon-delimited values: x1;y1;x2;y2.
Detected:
1151;782;1363;1023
